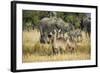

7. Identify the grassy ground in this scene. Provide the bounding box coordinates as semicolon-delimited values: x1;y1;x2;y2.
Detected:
22;29;91;63
23;53;90;63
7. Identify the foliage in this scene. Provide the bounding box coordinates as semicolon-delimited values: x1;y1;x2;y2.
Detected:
23;10;90;32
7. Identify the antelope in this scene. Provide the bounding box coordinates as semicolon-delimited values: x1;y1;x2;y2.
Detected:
52;29;77;55
67;37;77;53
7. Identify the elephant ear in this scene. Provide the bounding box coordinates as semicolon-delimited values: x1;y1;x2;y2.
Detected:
40;17;50;24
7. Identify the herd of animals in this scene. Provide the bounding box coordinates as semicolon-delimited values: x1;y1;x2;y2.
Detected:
40;28;82;55
24;12;91;55
38;16;90;55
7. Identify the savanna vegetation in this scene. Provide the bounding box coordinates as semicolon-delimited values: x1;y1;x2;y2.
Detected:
22;10;91;63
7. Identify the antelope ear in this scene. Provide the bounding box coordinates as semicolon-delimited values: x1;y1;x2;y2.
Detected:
58;29;61;32
50;32;52;35
54;29;56;33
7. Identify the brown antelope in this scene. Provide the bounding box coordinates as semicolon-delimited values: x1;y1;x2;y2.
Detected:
52;29;77;55
67;37;77;53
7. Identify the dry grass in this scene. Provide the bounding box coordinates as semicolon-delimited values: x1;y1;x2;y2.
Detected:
22;29;91;63
23;53;90;63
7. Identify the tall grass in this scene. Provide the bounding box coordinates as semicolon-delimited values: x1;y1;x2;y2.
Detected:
22;29;91;63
